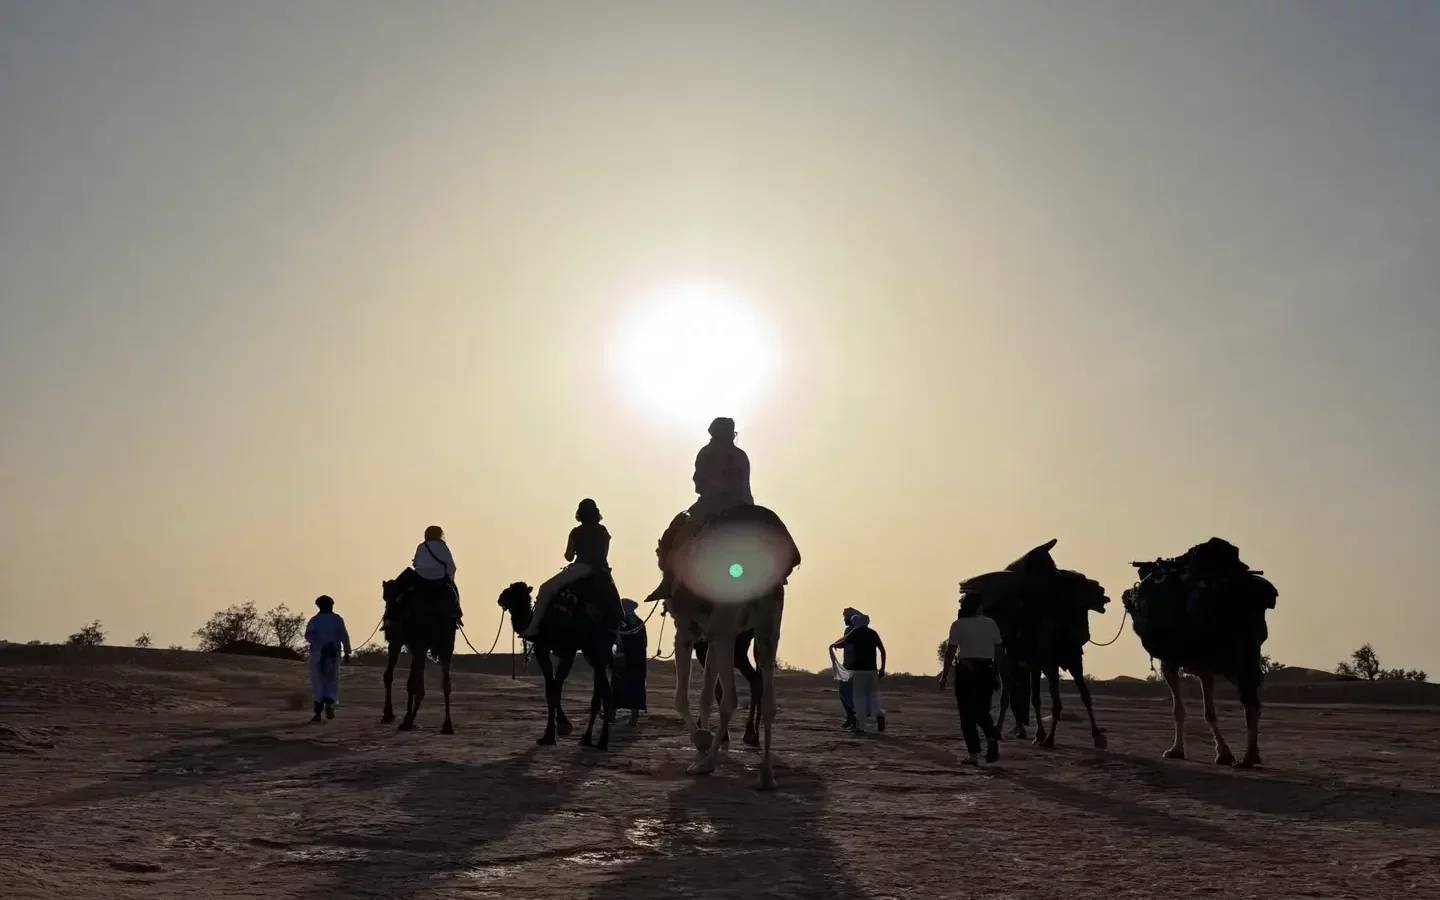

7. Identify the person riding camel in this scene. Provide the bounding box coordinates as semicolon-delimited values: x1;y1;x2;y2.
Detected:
523;498;611;639
412;525;463;624
647;417;754;603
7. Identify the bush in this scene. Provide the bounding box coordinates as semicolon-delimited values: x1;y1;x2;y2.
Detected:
194;602;318;655
936;640;949;666
264;604;305;652
67;621;106;647
133;633;152;649
1258;653;1284;675
167;645;185;652
1336;644;1427;682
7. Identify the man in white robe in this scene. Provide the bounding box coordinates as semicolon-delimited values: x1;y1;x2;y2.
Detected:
305;595;351;721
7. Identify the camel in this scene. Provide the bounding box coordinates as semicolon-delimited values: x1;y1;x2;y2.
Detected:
497;578;619;750
379;573;459;733
1123;538;1277;768
655;506;799;790
957;539;1112;749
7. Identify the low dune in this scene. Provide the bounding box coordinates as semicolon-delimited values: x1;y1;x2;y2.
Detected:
1;644;1438;899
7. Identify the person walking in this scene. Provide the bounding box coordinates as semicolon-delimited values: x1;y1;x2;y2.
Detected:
304;596;352;722
940;595;1005;763
831;612;886;733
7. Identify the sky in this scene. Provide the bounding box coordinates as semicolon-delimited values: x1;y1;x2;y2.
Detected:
2;1;1438;678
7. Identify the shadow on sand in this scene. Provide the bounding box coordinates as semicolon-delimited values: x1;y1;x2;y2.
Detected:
590;760;870;900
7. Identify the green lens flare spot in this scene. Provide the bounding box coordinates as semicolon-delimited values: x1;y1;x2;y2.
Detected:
728;563;744;579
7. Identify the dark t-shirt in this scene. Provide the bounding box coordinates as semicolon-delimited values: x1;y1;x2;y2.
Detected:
843;626;882;671
569;523;611;568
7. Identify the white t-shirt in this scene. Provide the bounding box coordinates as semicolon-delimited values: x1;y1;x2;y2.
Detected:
413;540;456;581
948;615;1003;661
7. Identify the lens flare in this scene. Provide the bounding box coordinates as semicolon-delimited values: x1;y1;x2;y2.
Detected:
677;521;791;604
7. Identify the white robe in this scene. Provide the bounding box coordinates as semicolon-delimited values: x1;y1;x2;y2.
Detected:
305;612;351;704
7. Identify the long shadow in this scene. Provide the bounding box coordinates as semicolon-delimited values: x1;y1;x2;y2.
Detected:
26;729;349;809
590;764;870;900
1117;752;1440;830
319;746;580;900
990;766;1258;851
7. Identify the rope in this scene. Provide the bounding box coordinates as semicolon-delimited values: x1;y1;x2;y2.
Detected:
1088;609;1129;647
354;616;384;650
651;611;674;661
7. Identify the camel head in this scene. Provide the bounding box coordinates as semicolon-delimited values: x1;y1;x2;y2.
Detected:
382;578;404;605
1057;569;1110;613
496;581;534;627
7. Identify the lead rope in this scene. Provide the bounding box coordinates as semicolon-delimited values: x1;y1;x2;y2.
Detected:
1087;609;1129;647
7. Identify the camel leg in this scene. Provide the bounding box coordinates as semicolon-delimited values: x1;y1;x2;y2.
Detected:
1233;668;1262;768
1070;661;1107;749
398;651;426;731
1161;662;1187;759
554;649;576;737
995;662;1010;738
673;622;695;734
690;625;727;767
381;642;401;723
737;632;761;747
593;649;614;751
1041;664;1063;748
1199;672;1235;765
694;640;727;746
1030;666;1048;746
1009;659;1030;739
535;648;558;745
439;653;454;735
753;589;783;790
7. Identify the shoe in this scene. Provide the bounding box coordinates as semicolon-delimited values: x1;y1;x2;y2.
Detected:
961;754;979;765
842;717;857;731
876;714;887;733
324;703;336;720
985;740;1000;763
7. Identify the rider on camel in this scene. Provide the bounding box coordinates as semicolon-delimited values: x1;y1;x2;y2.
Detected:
523;499;611;639
647;416;753;603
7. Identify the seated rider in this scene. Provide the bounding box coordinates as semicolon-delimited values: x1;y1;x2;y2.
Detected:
647;416;754;603
413;525;463;624
523;499;611;638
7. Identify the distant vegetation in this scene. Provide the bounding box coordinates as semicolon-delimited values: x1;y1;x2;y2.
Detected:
133;633;152;649
67;620;106;647
194;602;305;654
1336;644;1426;683
353;643;390;661
1258;654;1285;675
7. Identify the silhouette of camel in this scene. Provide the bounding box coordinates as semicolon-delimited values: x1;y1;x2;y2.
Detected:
959;539;1112;749
655;505;800;789
1123;540;1277;768
497;579;619;750
379;574;458;733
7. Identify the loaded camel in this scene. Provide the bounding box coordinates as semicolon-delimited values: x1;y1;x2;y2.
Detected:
379;572;460;733
958;539;1111;749
497;577;621;750
654;506;800;789
1124;537;1276;768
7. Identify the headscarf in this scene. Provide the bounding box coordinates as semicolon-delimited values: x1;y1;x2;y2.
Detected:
843;612;870;637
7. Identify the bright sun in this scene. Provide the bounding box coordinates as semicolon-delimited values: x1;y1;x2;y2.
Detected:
611;280;776;426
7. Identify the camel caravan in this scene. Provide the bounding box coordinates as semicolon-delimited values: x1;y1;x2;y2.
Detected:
363;415;1277;789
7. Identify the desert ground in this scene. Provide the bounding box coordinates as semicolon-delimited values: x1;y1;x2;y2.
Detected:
2;644;1438;900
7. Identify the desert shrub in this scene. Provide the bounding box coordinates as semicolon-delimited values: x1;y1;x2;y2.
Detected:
1336;644;1427;682
1258;653;1284;675
133;633;152;648
194;603;269;652
67;621;106;646
264;604;305;652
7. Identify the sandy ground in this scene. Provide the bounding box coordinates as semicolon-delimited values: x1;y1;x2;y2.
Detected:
2;647;1439;900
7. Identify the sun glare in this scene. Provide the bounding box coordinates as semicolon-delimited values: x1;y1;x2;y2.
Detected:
611;280;776;426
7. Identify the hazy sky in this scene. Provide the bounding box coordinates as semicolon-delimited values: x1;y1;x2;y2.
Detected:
3;1;1438;678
